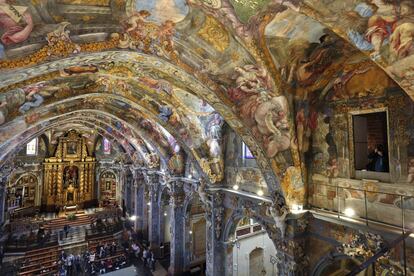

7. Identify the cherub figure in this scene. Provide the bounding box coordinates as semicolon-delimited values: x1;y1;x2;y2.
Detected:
234;65;269;94
197;180;212;210
125;10;150;34
268;191;290;238
269;205;289;238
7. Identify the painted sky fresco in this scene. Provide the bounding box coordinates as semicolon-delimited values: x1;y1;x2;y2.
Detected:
136;0;189;23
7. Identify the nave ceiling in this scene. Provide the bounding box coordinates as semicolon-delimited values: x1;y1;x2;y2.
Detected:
0;0;413;208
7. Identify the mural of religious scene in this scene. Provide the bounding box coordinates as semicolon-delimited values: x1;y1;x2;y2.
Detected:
99;171;117;207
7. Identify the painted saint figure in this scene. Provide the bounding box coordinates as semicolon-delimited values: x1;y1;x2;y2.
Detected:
0;0;33;45
64;166;78;188
349;0;414;60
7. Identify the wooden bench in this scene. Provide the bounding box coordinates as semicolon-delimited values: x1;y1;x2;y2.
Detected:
25;245;59;256
19;263;58;276
88;236;117;249
20;254;58;267
20;259;57;271
88;234;114;243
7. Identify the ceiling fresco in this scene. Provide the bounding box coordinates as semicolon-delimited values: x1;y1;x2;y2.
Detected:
135;0;189;23
294;0;414;99
1;0;413;208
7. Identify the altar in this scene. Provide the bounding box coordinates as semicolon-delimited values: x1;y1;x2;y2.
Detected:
42;130;96;211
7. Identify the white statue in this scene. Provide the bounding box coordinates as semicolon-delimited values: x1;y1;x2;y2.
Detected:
269;205;289;238
197;180;212;209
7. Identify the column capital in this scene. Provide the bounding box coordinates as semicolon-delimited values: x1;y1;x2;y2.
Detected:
144;172;159;186
169;181;185;207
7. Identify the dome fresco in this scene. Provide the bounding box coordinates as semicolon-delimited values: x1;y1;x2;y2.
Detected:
0;0;414;203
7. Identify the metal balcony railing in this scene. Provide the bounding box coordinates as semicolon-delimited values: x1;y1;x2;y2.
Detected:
310;182;413;275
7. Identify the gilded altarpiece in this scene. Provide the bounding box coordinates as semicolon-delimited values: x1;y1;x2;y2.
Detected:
43;130;96;209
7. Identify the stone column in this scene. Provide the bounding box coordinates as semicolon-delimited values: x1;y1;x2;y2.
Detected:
0;165;12;232
168;181;186;276
0;186;6;226
205;192;226;276
266;213;310;276
136;182;149;239
132;170;142;232
147;175;161;250
133;181;139;231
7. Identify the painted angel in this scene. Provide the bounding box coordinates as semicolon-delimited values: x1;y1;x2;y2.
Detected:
348;0;414;61
0;0;33;45
234;65;269;94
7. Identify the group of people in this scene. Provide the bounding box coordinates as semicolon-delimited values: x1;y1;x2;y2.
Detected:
57;240;127;276
130;242;156;271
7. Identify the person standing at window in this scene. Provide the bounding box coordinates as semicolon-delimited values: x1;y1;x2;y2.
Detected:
367;144;387;172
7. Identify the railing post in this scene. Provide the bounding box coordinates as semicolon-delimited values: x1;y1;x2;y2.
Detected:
401;195;407;276
364;190;368;226
336;185;340;220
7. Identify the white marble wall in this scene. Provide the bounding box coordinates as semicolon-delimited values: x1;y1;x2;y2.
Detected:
232;231;277;276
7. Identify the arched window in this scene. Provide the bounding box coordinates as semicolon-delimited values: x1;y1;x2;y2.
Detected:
26;138;38;155
103;138;111;154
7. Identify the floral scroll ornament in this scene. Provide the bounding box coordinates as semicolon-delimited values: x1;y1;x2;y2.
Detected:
337;231;404;274
338;231;385;259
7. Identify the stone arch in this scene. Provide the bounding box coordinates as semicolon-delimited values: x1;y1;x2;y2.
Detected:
0;111;170;170
312;253;372;276
8;172;40;209
222;207;279;276
0;50;288;201
181;188;207;271
249;247;265;276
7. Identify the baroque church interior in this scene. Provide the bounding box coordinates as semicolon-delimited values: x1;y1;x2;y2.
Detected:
1;0;414;275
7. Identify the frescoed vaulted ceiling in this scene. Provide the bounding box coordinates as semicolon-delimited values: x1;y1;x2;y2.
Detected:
0;0;412;207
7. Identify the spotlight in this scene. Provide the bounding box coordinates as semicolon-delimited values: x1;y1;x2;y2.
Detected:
232;184;239;190
164;212;167;216
189;230;193;235
188;174;192;179
257;190;264;196
147;202;151;206
344;208;355;217
129;215;137;221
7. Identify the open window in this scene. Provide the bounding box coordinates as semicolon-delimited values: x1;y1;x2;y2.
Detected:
26;138;38;156
103;138;111;155
242;142;254;159
351;109;390;181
